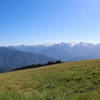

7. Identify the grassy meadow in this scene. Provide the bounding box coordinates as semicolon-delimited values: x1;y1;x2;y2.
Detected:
0;59;100;99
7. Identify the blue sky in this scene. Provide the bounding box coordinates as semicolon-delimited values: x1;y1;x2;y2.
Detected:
0;0;100;45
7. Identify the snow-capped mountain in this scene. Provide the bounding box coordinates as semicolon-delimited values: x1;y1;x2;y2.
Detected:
9;42;100;61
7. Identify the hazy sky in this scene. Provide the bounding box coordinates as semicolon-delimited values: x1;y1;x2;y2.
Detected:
0;0;100;45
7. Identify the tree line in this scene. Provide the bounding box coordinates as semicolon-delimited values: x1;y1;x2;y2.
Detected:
12;60;62;71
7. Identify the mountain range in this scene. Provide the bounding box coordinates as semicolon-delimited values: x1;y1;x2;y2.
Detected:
1;42;100;72
10;42;100;61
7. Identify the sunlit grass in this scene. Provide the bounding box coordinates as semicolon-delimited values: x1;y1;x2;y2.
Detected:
0;59;100;99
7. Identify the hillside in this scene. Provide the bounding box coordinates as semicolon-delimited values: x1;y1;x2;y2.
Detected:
0;59;100;99
0;47;53;72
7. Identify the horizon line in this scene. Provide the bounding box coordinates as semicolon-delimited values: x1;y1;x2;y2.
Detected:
0;41;100;47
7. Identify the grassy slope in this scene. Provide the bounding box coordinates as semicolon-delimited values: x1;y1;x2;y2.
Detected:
0;59;100;100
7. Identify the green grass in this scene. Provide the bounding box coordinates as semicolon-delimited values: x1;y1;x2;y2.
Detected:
0;59;100;99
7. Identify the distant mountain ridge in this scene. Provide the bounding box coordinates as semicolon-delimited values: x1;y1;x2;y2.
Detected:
0;47;53;72
11;42;100;61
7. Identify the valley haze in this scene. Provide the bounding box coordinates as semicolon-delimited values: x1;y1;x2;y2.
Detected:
8;42;100;61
